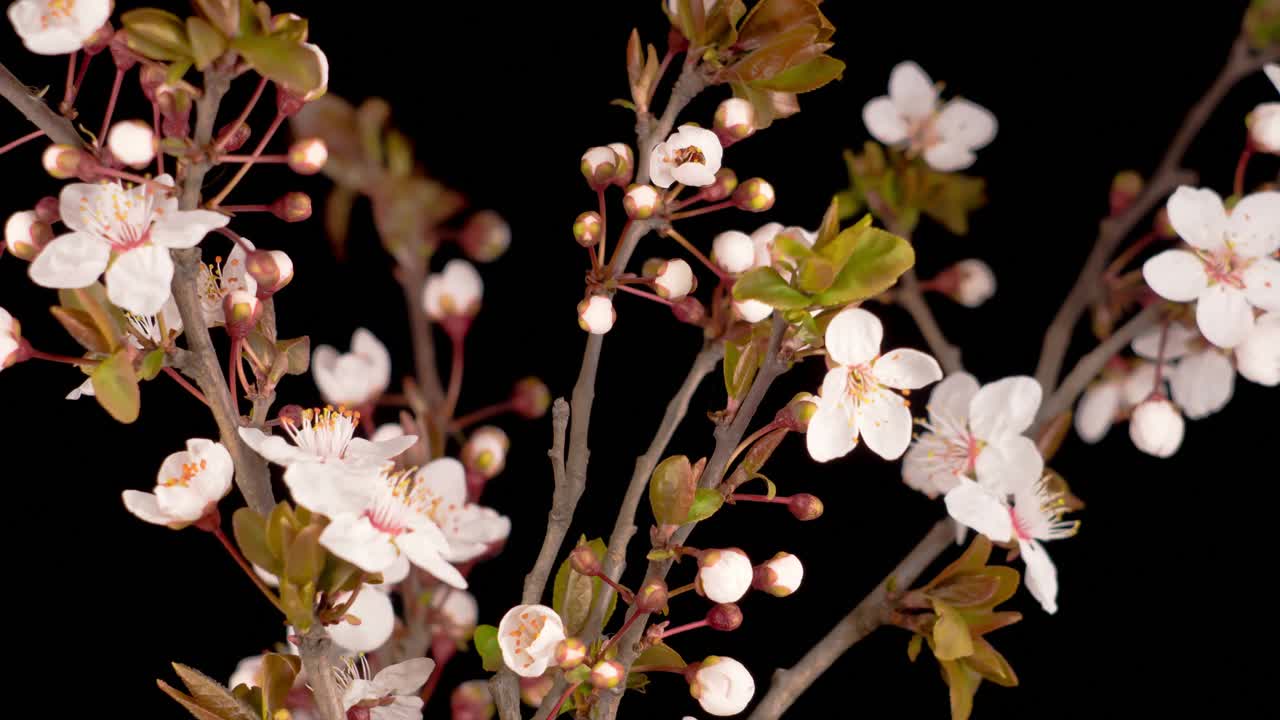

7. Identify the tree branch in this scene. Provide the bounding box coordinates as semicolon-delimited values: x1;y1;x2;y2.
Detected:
522;397;573;603
397;258;447;415
0;62;82;146
746;519;956;720
297;627;346;720
1033;35;1275;392
896;269;962;374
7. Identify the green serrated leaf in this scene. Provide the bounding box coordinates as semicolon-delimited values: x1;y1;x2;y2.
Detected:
474;624;502;672
231;35;323;96
684;488;724;524
810;227;915;307
172;663;257;720
91;349;140;423
733;267;812;309
233;508;280;575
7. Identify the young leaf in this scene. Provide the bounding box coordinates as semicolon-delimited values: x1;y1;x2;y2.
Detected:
172;663;257;720
751;55;845;93
684;488;725;523
474;624;502;672
963;636;1018;687
925;535;993;590
49;306;110;353
91;349;140;423
233;508;280;575
939;659;979;720
733;267;812;309
552;538;610;636
277;336;311;375
649;455;696;526
122;8;193;62
157;680;227;720
231;35;324;96
635;642;687;669
261;654;300;714
139;349;166;381
284;525;325;586
907;633;923;662
186;16;229;70
924;573;1001;609
193;0;240;37
930;602;974;661
810;227;915;307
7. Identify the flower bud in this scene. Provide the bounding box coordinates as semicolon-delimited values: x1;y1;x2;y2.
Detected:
578;295;616;335
703;168;739;203
1;307;23;370
222;289;261;338
423;259;483;321
555;638;588;669
277;404;305;427
460;210;511;263
1109;170;1144;215
654;258;695;300
569;544;602;576
607;142;635;186
707;603;743;631
82;21;112;55
732;178;775;212
581;146;620;190
157;86;192;138
573;211;603;247
787;493;824;521
752;552;803;597
641;257;665;278
623;184;663;219
1128;398;1184;458
34;196;59;224
246;250;294;296
712;230;755;274
1249;103;1280;155
288;138;328;175
511;377;551;419
696;549;753;604
106;120;156;168
109;30;139;71
462;426;509;480
590;660;625;690
714;98;757;147
519;674;554;707
42;144;95;180
936;259;996;308
451;680;495;720
216;120;252;152
689;656;755;717
778;393;817;432
735;299;773;323
671;296;707;326
270;192;313;222
4;211;52;261
635;579;669;613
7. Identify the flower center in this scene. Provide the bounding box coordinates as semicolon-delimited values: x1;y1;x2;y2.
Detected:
1197;247;1250;289
162;459;208;487
905;113;943;152
41;0;76;26
507;610;548;667
844;365;880;403
362;467;432;535
669;145;706;167
282;405;361;460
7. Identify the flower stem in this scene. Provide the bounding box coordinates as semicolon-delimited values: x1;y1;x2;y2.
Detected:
61;52;76;109
450;400;515;431
597;574;634;604
163;367;211;407
665;582;697;599
668;199;733;221
1104;231;1159;279
597;188;608;263
213;526;284;612
660;619;708;639
228;338;241;407
729;493;787;504
445;332;465;419
1233;141;1254;197
615;282;672;306
600;609;643;656
214;75;267;151
26;348;98;367
663;227;728;280
152;102;164;175
98;68;125;144
208;110;285;207
722;420;782;473
0;129;43;155
1151;318;1171;396
546;682;581;719
219;153;288;163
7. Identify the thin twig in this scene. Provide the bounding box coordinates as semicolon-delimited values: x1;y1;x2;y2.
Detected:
522;397;573;603
0;62;82;146
896;269;962;374
746;519;957;720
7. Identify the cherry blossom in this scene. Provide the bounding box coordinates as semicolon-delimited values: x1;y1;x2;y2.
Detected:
198;240;257;326
862;61;997;172
1142;188;1280;348
1128;398;1184;458
423;259;483;320
696;548;754;604
122;439;233;528
650;125;723;189
498;604;566;678
689;656;755;717
239;406;417;469
328;585;396;653
807;308;942;462
7;0;110;55
312;328;392;407
28;175;230;316
337;656;434;720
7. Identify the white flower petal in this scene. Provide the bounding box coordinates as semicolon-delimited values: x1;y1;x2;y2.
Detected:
399;529;468;589
1130;322;1198;361
282;462;376;517
928;372;979;423
415;458;468;505
672;162;717;187
1019;539;1058;614
1225;191;1280;257
975;434;1043;497
319;514;400;574
854;386;913;460
1196;283;1254;348
1236;312;1280;386
944;478;1013;542
328;587;395;653
1243;257;1280;312
805;397;857;462
1169;349;1235;419
824;307;883;367
969;375;1042;439
1166;186;1227;252
149;210;229;249
1075;382;1120;443
346;434;418;462
862;96;908;144
105;245;175;316
374;657;436;697
923;142;977;172
888;61;937;119
27;232;110;288
122;490;174;525
238;427;314;466
871;348;942;390
1142;250;1208;303
935;99;997;150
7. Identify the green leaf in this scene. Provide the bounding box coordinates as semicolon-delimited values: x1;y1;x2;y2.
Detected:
728;25;819;84
927;535;993;590
649;456;695;526
552;538;612;636
810;227;915;307
835;190;862;221
635;642;686;669
964;636;1018;687
931;602;974;661
231;35;324;96
122;9;193;62
474;624;502;672
261;654;300;714
813;214;872;262
60;284;125;351
193;0;240;37
966;610;1023;636
939;659;978;720
795;255;837;293
139;349;166;381
265;502;298;563
968;566;1020;611
232;508;280;575
279;580;314;631
49;306;110;354
91;349;140;423
750;54;845;92
186;16;228;70
732;267;812;309
646;548;677;561
157;680;227;720
238;0;263;36
284;525;325;586
736;0;826;50
925;573;1001;609
907;633;923;662
172;663;257;720
919;172;986;236
318;555;363;595
684;488;724;524
269;13;308;43
724;336;763;401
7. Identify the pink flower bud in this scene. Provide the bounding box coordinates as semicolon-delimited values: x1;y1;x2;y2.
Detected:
462;426;509;480
288;138;328;174
569;544;602;576
635;579;669;613
935;259;996;308
787;493;824;521
1109;170;1144;216
581;146;620;190
106;120;156;168
753;552;803;596
589;660;625;689
139;64;166;103
157;87;192;138
671;296;707;326
654;258;695;300
246;250;294;296
703;168;739;203
460;210;511;263
270;192;312;222
555;638;588;669
623;184;663;219
511;377;551;419
707;602;743;631
450;680;495;720
42;145;95;180
578;295;616;335
733;178;775;212
696;549;753;604
34;196;59;224
222;290;261;338
216;121;252;152
715;97;757;147
1129;398;1184;458
608;142;635;186
573;211;602;247
4;211;52;261
519;674;554;706
423;259;483;320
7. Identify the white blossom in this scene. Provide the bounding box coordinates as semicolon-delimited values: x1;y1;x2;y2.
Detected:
337;656;434;720
862;61;997;172
328;585;396;653
239;406;417;469
497;604;566;678
107;121;156;168
1142;188;1280;348
650;125;723;189
7;0;109;55
430;588;479;637
312;328;392;406
1169;347;1235;419
696;548;754;604
423;259;483;320
712;231;755;274
807;308;942;462
578;295;615;334
198;239;257;326
1128;398;1184;458
0;307;20;371
950;259;996;307
1074;377;1122;444
122;439;233;528
690;657;755;717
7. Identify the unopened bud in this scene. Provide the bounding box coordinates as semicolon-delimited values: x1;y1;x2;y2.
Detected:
1249;103;1280;155
733;178;775;212
569;544;602;576
1129;398;1184;458
703;168;739;203
714;98;757;147
216;121;252;152
1109;171;1144;216
276;86;306;117
157;87;192;138
712;230;755;274
109;30;139;71
635;579;669;613
462;426;509;480
34;196;59;224
246;250;294;296
4;211;52;261
778;393;817;432
654;258;695;300
222;289;261;337
642;257;665;278
623;184;663;219
707;603;743;631
277;404;305;427
106;120;156;168
696;549;754;604
450;680;495;720
671;296;707;326
578;295;616;335
581;146;620;190
270;192;312;222
511;377;551;419
519;675;554;707
42;145;95;180
139;64;166;103
573;211;602;247
460;210;511;263
787;493;824;521
589;660;625;690
555;638;588;669
936;259;996;308
607;142;635;186
752;552;803;596
288;138;328;175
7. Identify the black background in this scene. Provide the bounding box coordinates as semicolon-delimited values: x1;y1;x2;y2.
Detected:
1;1;1275;718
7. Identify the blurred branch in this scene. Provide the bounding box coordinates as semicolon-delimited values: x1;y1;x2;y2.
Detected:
896;268;961;375
747;519;956;720
0;62;82;146
398;258;447;426
1033;34;1276;392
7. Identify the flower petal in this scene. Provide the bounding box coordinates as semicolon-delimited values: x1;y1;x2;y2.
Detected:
944;478;1013;542
28;232;110;288
862;96;908;145
672;162;717;187
805;397;857;462
855;386;914;460
1169;349;1235;419
319;514;399;574
1166;186;1227;252
1196;283;1254;348
1019;539;1058;614
346;434;418;462
969;376;1042;439
1130;322;1198;361
282;462;376;517
374;657;436;697
1243;256;1280;312
975;434;1043;496
149;209;229;249
824;307;883;367
923;142;977;172
927;372;979;424
187;438;233;501
122;490;173;525
328;586;395;653
872;348;942;390
398;528;468;589
239;427;315;466
105;245;175;316
1236;312;1280;386
1225;190;1280;257
415;458;468;505
935;99;997;150
888;61;937;118
1142;250;1207;302
1075;382;1120;443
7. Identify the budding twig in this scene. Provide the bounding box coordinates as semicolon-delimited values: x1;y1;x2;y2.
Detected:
0;62;83;145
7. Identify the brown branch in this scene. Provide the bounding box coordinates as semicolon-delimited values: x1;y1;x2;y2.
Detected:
0;62;82;146
522;397;573;603
397;258;447;415
896;269;962;374
297;627;346;720
746;519;956;720
1033;35;1276;392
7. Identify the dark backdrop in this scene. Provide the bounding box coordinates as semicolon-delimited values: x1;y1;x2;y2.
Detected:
1;1;1273;718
